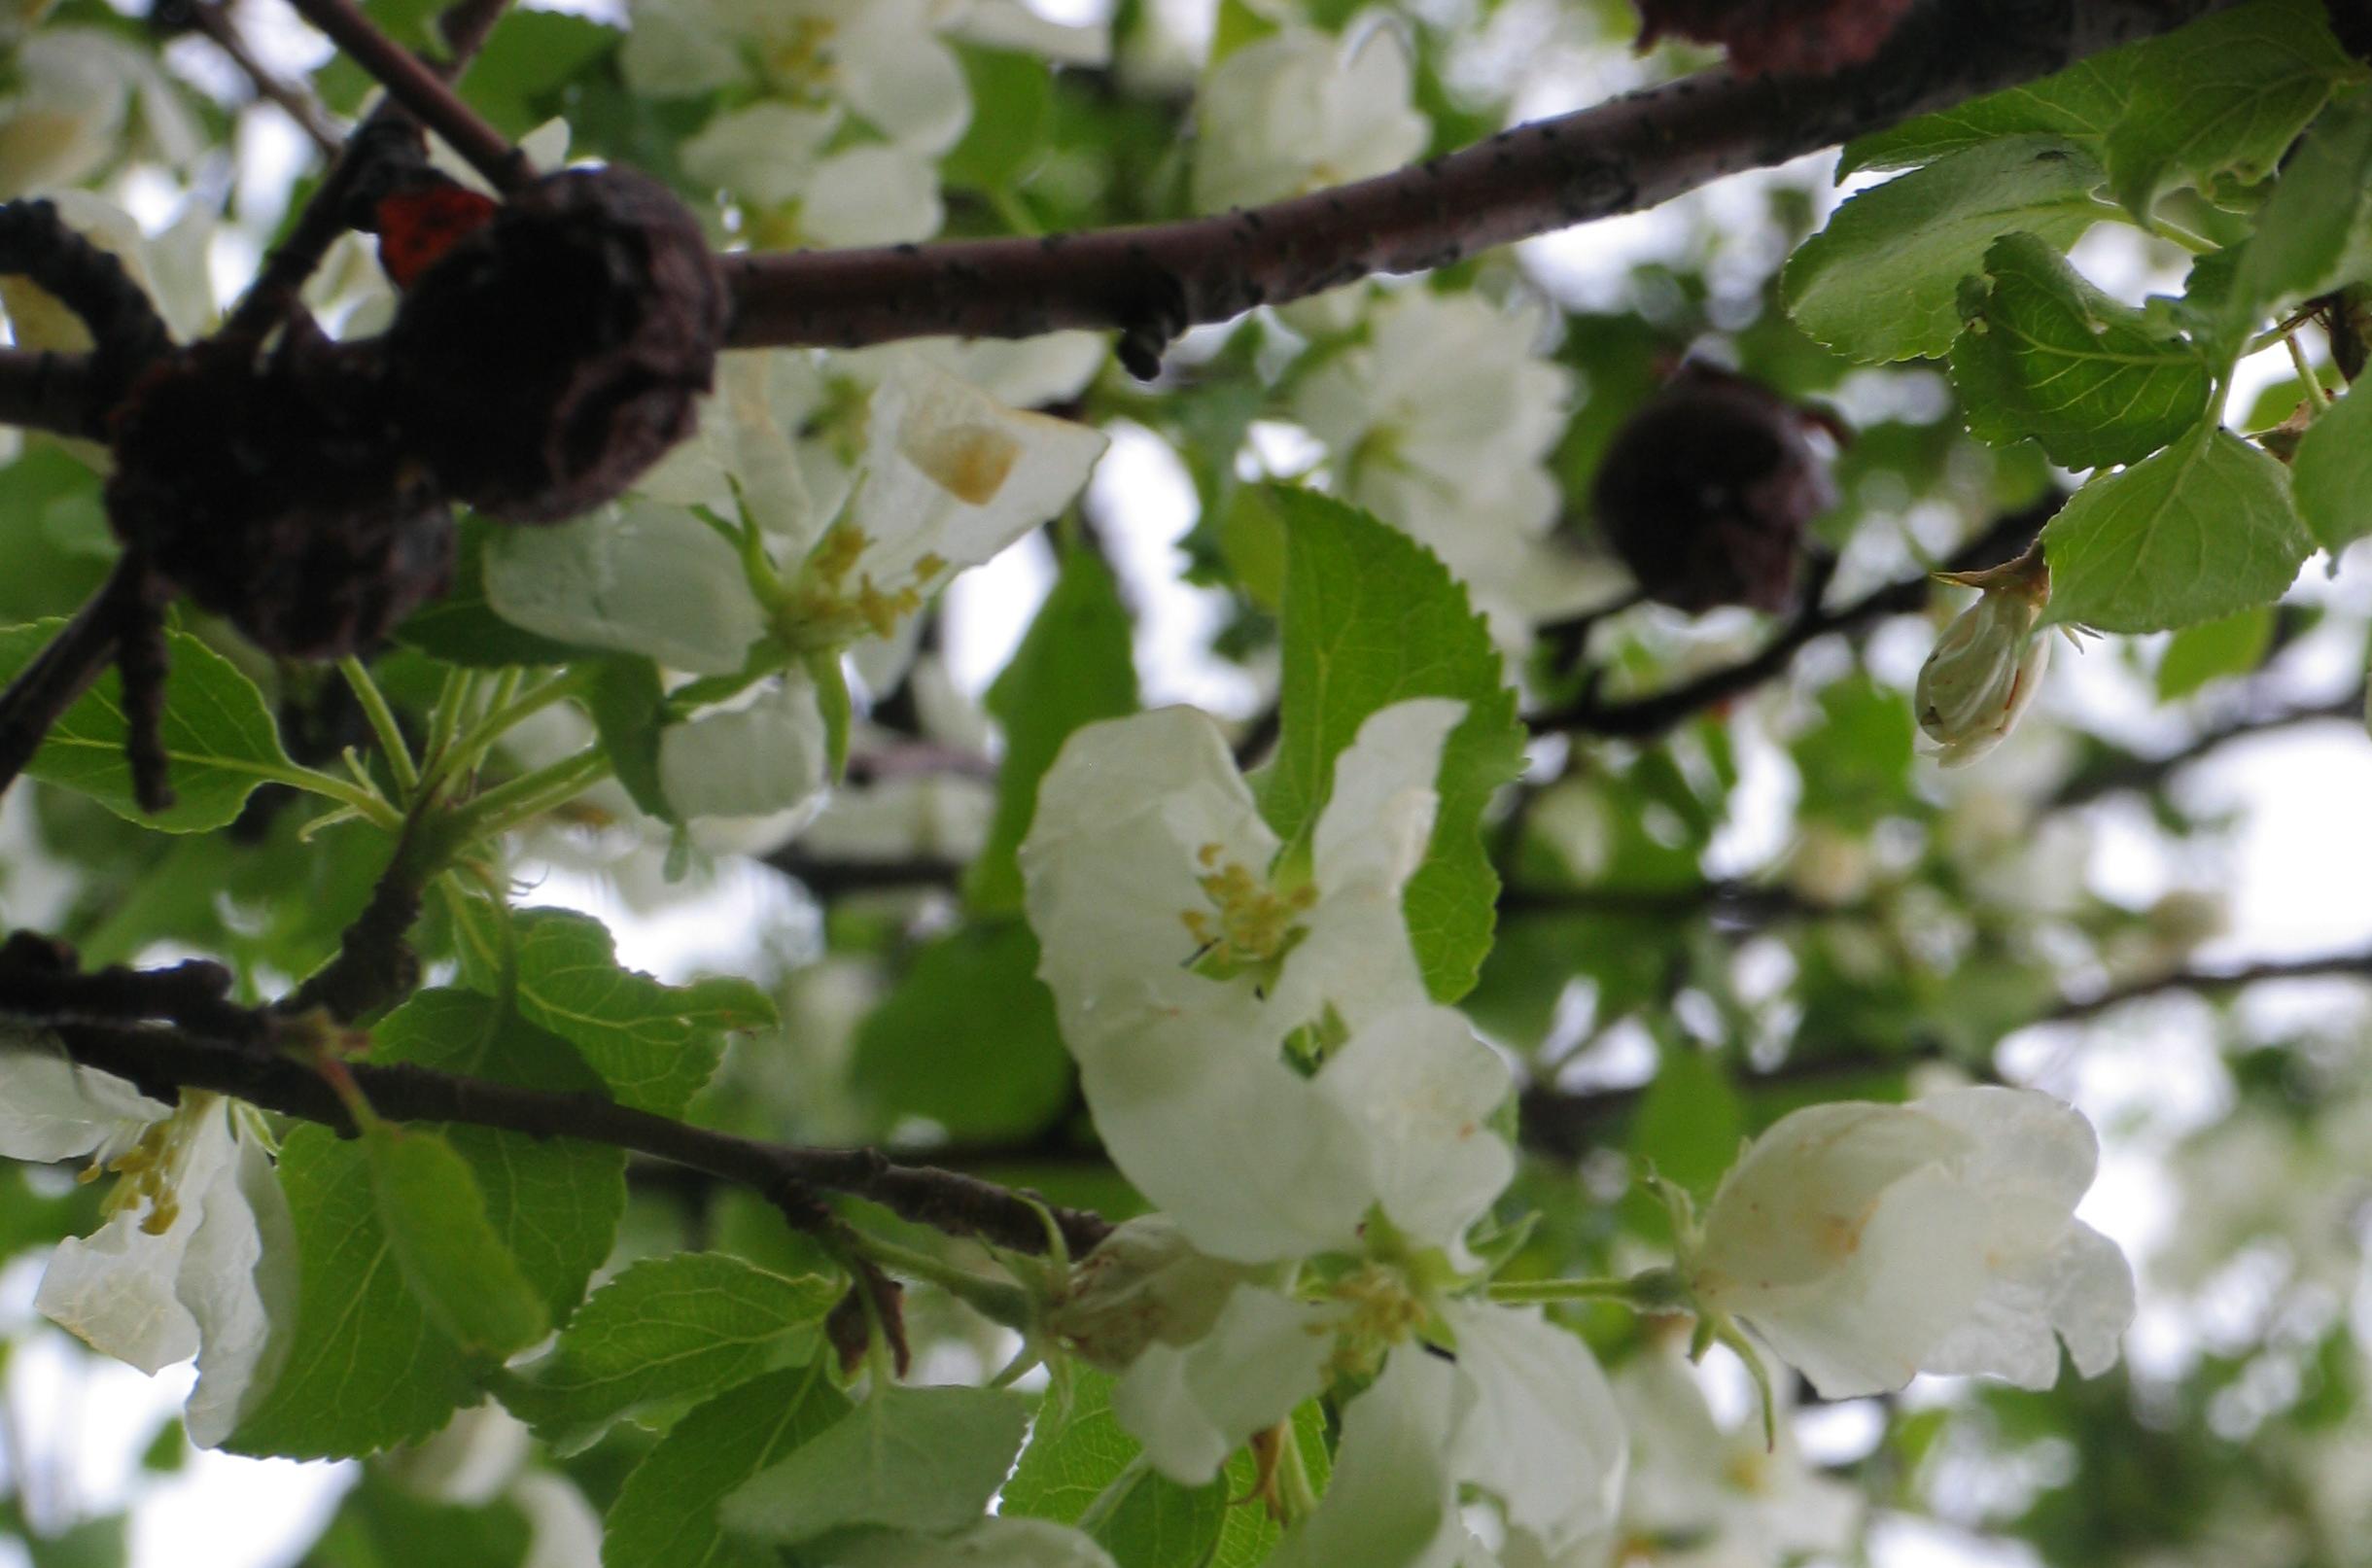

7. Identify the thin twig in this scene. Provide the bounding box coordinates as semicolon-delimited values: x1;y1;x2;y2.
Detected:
1532;499;2052;739
2044;950;2372;1024
721;0;2215;361
2046;687;2367;808
0;348;106;440
282;0;530;193
220;0;513;342
186;1;343;157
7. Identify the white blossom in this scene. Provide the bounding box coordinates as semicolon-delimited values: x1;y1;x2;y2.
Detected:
1290;290;1611;636
0;28;199;196
1609;1344;1862;1568
486;355;1105;825
1190;26;1428;213
1021;699;1511;1264
1687;1086;2135;1399
0;1056;298;1449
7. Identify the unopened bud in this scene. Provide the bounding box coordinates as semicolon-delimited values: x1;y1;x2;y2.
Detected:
1915;547;2053;768
1045;1214;1248;1372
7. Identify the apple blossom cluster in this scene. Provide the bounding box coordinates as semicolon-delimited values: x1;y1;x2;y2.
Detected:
623;0;1106;246
1017;702;2138;1566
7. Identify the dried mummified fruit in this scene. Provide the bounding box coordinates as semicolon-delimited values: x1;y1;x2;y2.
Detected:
104;330;455;659
383;164;728;523
1589;363;1840;615
1632;0;1918;77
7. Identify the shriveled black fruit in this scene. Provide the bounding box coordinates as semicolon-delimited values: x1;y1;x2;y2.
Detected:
383;164;727;524
1590;364;1838;615
105;337;454;659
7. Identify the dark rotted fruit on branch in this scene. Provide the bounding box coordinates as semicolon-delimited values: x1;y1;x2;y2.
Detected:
1632;0;1916;76
383;165;727;523
1589;365;1839;615
104;340;455;659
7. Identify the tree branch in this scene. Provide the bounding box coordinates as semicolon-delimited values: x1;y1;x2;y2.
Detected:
0;937;1110;1256
282;0;529;194
2044;948;2372;1023
720;0;2216;363
2046;686;2367;807
1532;497;2055;739
0;348;105;440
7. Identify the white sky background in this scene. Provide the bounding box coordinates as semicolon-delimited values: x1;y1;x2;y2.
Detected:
15;0;2372;1561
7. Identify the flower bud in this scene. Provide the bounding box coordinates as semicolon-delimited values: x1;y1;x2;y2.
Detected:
1914;547;2052;768
1046;1214;1251;1372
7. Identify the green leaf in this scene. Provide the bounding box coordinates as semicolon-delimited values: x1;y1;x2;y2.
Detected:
499;1253;838;1455
231;991;625;1459
1840;53;2139;175
0;622;293;832
720;1385;1034;1545
586;657;674;822
2156;606;2277;699
2102;0;2357;218
366;1123;551;1358
850;923;1074;1141
1789;673;1916;829
458;11;618;138
509;908;775;1115
2237;99;2372;313
1005;1371;1226;1568
1257;487;1525;1003
604;1364;851;1568
943;47;1055;193
2041;427;2312;633
1949;233;2215;469
970;547;1139;914
1210;0;1281;62
2292;380;2372;552
1630;1043;1745;1199
1784;137;2105;364
301;1470;532;1568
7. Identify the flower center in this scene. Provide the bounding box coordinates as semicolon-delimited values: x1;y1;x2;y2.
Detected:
1181;844;1314;974
780;521;945;646
1324;1263;1429;1379
755;17;839;99
88;1094;212;1237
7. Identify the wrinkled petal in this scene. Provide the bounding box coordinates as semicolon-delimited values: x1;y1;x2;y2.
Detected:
180;1118;297;1447
804;144;945;247
1315;1006;1512;1258
1022;707;1279;1029
1270;1348;1467;1568
659;675;831;822
1923;1218;2135;1387
484;501;766;676
680;101;836;206
0;1038;167;1163
1444;1302;1626;1555
852;357;1107;593
1074;976;1372;1262
1113;1284;1334;1484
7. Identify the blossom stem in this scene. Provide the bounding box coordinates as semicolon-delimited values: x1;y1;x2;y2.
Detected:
2287;333;2332;412
337;657;419;799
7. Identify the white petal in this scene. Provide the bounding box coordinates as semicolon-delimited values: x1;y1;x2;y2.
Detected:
619;0;744;95
837;11;971;152
515;1473;609;1568
659;676;831;822
1443;1302;1626;1554
1727;1163;1991;1400
180;1119;297;1447
484;501;766;676
1021;707;1278;1024
939;0;1112;64
0;1038;167;1162
1315;1006;1513;1258
1269;1348;1467;1568
680;101;834;206
1696;1101;1971;1296
803;144;945;247
1112;1285;1333;1484
1922;1218;2135;1387
1074;978;1372;1262
1311;698;1463;900
852;358;1107;592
